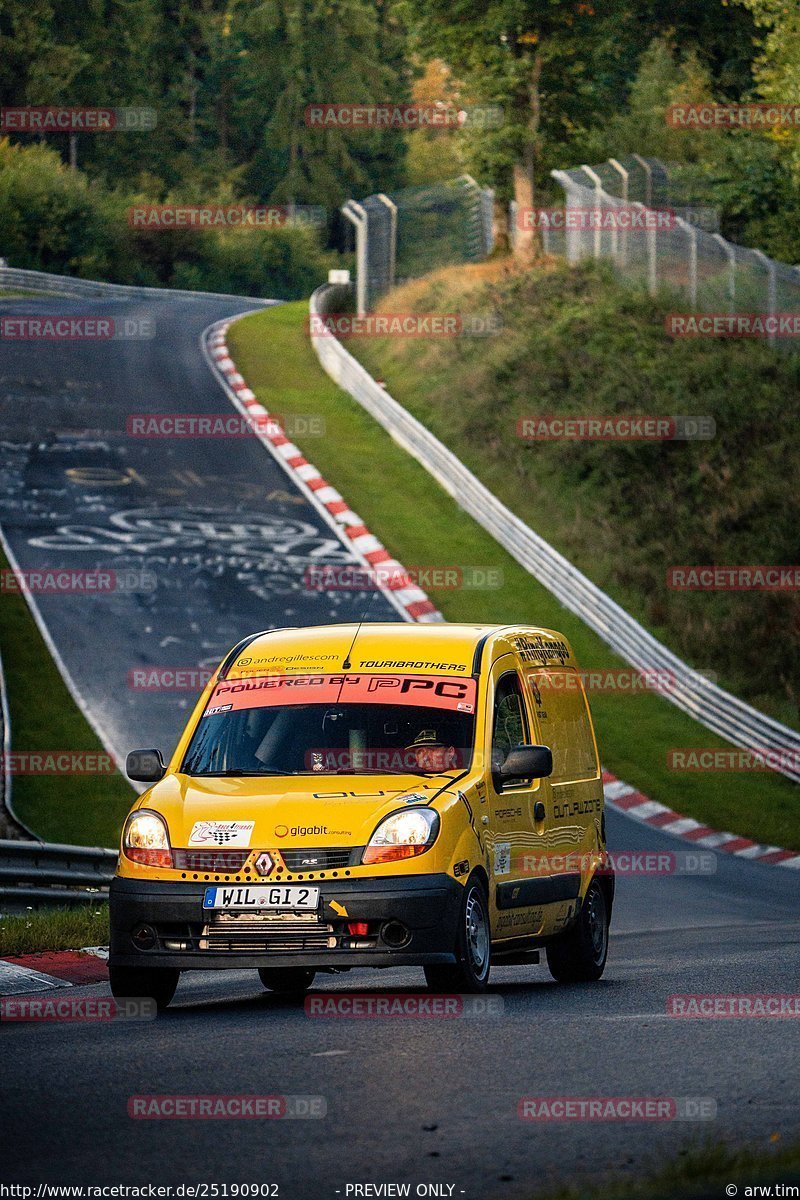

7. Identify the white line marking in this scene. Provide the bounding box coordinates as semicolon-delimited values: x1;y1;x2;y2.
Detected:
0;960;72;995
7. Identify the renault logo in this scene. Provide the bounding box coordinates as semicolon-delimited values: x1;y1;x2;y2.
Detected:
254;851;274;876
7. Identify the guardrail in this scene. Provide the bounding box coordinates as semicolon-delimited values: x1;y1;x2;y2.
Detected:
309;282;800;785
0;840;117;908
0;650;32;840
0;264;272;306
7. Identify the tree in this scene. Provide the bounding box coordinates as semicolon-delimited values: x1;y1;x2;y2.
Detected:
236;0;410;208
402;0;757;257
734;0;800;180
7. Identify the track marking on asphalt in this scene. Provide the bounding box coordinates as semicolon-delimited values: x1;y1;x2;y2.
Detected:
200;318;441;625
311;1050;350;1056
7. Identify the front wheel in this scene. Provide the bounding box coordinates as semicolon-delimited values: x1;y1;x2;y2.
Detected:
108;965;180;1011
546;878;609;983
258;967;316;995
424;875;491;994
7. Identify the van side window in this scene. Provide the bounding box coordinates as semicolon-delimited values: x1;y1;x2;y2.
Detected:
492;672;529;779
526;669;599;782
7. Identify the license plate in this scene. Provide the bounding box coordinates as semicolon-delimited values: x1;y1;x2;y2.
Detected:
202;884;320;911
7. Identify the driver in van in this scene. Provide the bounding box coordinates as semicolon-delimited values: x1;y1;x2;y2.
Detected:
404;728;459;773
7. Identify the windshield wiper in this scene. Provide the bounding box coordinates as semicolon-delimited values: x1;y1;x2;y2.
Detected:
188;767;289;777
354;767;446;777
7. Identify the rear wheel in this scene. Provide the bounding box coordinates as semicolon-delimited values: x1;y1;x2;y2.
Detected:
546;878;609;982
424;875;491;994
108;965;179;1012
258;967;316;994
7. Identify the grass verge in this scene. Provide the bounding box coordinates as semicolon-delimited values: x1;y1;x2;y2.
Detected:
541;1137;798;1200
353;258;800;732
0;542;133;846
227;300;799;850
0;904;109;955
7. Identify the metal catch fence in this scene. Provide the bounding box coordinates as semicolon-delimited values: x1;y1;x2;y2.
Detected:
546;155;800;350
343;176;494;314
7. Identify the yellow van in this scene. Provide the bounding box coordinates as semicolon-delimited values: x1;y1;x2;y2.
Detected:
110;623;613;1008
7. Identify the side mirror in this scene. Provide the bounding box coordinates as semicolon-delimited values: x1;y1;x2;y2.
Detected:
498;744;553;785
126;748;166;784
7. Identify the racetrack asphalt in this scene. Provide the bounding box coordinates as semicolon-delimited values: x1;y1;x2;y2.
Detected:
0;290;798;1198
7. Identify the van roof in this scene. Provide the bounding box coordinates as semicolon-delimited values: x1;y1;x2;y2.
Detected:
222;623;575;679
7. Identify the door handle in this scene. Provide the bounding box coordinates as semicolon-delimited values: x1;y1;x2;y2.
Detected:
534;802;546;822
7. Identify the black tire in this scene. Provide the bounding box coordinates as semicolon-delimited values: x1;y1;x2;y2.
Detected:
108;965;180;1012
424;874;491;994
546;878;609;983
258;967;316;994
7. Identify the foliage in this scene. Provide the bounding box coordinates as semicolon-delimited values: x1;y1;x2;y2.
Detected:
0;138;334;296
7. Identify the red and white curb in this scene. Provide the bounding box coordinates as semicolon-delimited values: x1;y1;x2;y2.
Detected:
603;770;800;868
0;948;108;996
202;319;442;623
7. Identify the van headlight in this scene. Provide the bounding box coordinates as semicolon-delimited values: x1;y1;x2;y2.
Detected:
123;810;173;868
362;808;439;865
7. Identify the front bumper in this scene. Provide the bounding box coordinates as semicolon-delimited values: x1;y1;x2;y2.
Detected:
109;873;462;970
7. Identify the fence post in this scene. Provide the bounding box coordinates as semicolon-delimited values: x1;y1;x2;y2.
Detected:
341;199;368;316
675;217;697;306
608;158;629;266
376;193;397;290
712;233;737;312
751;249;777;346
632;201;657;296
631;154;652;207
581;165;605;260
551;170;582;263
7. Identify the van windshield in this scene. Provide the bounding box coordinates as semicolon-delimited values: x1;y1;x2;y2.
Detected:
182;672;477;777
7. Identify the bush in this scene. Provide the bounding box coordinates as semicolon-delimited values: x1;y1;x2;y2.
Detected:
0;139;335;298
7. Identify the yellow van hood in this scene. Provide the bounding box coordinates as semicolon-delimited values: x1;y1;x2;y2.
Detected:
139;772;451;849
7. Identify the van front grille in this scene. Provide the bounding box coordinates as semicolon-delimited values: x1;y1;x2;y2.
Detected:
200;912;336;953
279;847;356;871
